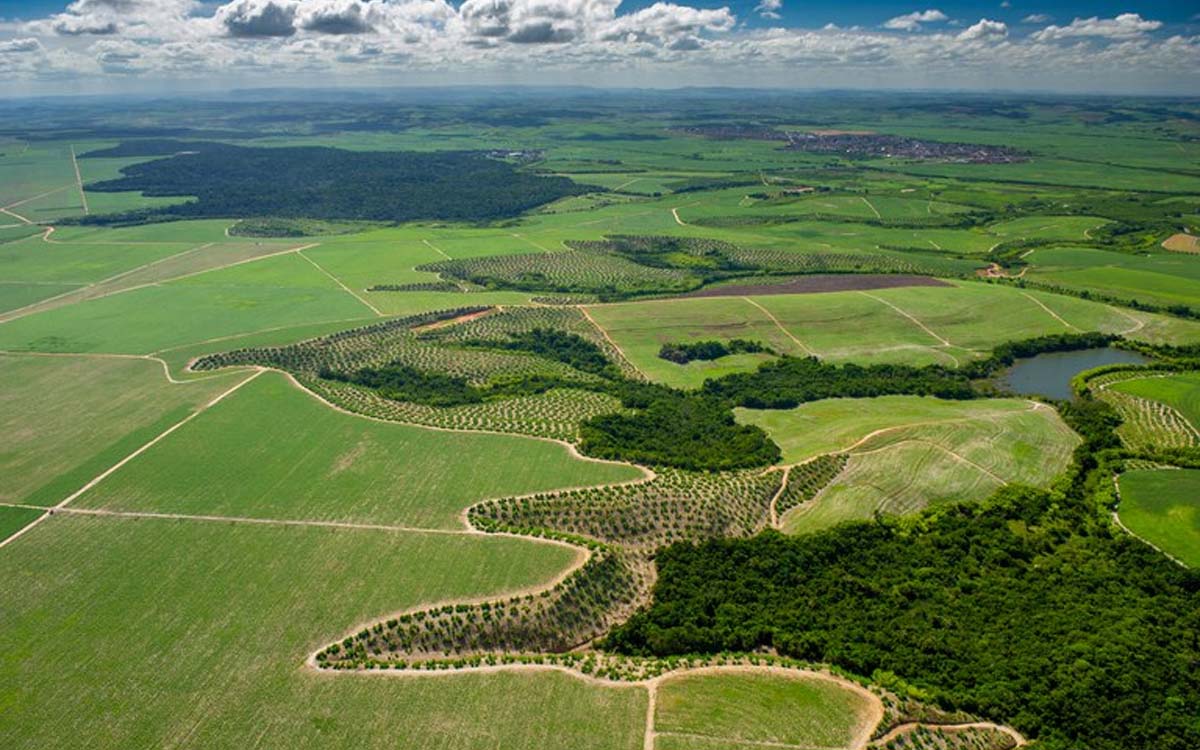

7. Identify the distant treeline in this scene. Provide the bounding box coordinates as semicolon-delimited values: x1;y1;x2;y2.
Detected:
79;141;591;224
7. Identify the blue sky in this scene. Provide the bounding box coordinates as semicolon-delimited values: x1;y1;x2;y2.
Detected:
0;1;1196;95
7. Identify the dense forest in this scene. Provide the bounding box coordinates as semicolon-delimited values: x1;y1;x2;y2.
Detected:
605;487;1200;750
81;142;589;223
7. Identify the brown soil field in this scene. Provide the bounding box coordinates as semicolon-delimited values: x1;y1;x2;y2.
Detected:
680;274;951;298
1162;233;1200;254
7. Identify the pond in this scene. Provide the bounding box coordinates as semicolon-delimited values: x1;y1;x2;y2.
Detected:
996;347;1151;400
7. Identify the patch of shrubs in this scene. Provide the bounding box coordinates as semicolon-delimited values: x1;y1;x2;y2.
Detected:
658;338;774;364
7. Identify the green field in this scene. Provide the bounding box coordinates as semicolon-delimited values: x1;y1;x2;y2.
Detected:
1109;373;1200;429
653;670;873;749
0;514;646;749
586;282;1200;387
1027;246;1200;309
1118;469;1200;567
0;354;245;506
740;396;1078;533
77;372;642;528
5;93;1200;750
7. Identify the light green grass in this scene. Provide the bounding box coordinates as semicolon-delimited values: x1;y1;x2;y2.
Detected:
0;282;81;314
0;268;373;354
588;282;1200;385
986;215;1110;241
737;396;1043;464
77;372;642;528
585;297;806;388
1118;469;1200;567
738;396;1078;534
0;354;244;506
0;233;189;284
654;671;870;749
0;514;646;749
1027;246;1200;309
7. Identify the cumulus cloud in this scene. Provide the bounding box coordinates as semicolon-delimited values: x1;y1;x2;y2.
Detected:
1032;13;1163;42
0;37;43;53
883;9;947;32
755;0;782;21
0;0;1195;91
301;2;375;34
957;18;1006;41
44;0;195;37
217;0;298;38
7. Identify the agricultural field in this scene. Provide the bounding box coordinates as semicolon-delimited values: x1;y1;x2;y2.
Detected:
739;396;1078;533
586;281;1200;387
652;670;876;749
1117;469;1200;568
3;90;1200;750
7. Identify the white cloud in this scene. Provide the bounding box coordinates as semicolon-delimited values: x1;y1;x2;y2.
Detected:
1022;14;1052;24
883;9;947;32
0;1;1195;92
755;0;782;21
1032;13;1162;42
958;19;1006;42
0;37;42;53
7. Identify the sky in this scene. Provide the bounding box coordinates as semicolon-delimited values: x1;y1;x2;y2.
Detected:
0;0;1196;96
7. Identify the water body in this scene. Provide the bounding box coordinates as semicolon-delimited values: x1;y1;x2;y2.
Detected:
997;347;1151;400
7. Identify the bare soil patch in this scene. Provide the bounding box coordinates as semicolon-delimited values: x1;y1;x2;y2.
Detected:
1162;233;1200;254
680;274;951;298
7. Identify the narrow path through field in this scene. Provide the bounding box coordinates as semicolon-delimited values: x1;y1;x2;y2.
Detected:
871;721;1026;747
742;297;818;357
859;196;882;220
1;184;74;212
0;349;244;385
0;240;319;325
297;248;383;316
857;291;952;347
0;206;31;224
69;145;89;215
0;368;263;549
1018;291;1079;331
768;466;791;528
581;306;644;377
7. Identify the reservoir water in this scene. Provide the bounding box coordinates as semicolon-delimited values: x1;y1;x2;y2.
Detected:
996;347;1151;400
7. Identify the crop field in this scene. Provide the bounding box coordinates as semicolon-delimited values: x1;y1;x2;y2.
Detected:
77;372;641;528
4;92;1200;750
0;514;646;750
586;282;1200;385
1117;469;1200;567
739;396;1077;533
0;353;245;505
1026;246;1200;309
652;670;875;749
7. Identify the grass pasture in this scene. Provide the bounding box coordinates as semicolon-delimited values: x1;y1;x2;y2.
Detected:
0;514;646;750
76;372;642;528
653;670;873;749
740;396;1078;534
1118;469;1200;567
